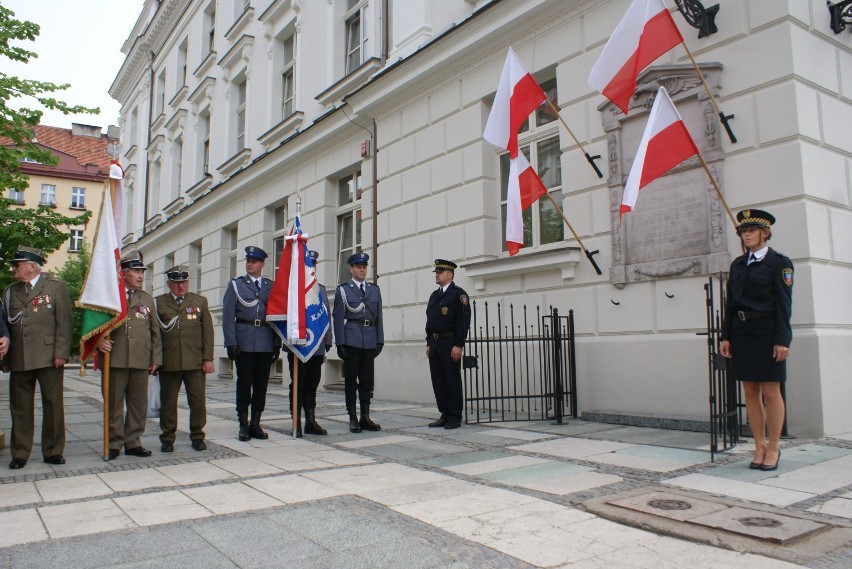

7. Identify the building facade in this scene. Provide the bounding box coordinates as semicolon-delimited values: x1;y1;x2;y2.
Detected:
3;124;118;273
110;0;852;436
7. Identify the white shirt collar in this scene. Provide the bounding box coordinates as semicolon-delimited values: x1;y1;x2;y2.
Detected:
351;278;366;287
750;246;769;262
29;274;41;288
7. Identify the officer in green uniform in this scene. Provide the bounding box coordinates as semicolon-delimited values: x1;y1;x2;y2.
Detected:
98;251;162;460
155;266;214;452
3;246;73;469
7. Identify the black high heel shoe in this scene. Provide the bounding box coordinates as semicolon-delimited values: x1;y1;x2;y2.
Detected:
749;445;767;469
760;449;781;471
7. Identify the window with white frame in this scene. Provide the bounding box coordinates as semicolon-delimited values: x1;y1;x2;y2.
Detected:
8;188;25;205
68;228;84;252
177;39;188;88
336;170;362;283
226;227;239;278
234;78;247;152
190;241;202;290
280;34;295;118
204;3;216;54
173;137;183;197
155;70;166;118
71;186;85;209
498;78;563;251
272;205;288;275
40;184;56;206
199;110;211;176
129;107;138;145
344;0;368;74
149;159;161;215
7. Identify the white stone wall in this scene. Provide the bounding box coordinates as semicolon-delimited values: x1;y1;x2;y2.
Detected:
112;0;852;435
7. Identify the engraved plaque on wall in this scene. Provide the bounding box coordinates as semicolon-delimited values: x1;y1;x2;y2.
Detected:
601;63;730;287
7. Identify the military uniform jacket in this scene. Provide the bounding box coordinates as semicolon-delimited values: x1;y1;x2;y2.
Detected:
4;276;73;371
425;282;471;348
222;275;278;353
0;300;9;343
155;292;214;371
723;248;793;347
333;280;383;349
105;289;163;369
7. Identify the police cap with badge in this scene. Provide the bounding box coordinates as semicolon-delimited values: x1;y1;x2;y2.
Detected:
245;246;268;261
12;245;45;265
433;259;457;272
121;251;147;270
347;252;369;266
735;209;775;234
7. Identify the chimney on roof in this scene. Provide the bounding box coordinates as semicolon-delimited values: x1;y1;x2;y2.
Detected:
71;123;102;138
107;125;120;139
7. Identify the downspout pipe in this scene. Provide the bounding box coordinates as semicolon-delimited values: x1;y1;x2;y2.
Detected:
143;50;154;231
371;118;379;285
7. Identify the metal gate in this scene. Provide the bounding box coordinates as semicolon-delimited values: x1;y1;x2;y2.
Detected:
463;301;577;424
699;274;740;460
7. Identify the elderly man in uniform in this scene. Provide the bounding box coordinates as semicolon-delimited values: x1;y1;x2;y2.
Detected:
155;266;214;452
2;246;73;469
286;250;333;437
332;252;384;433
425;259;471;430
0;298;9;363
223;246;280;441
98;251;162;460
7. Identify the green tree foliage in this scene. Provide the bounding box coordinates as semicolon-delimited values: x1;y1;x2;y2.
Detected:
57;242;90;358
0;3;98;286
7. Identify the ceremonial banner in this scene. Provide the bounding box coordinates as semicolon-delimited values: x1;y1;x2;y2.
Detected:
621;86;699;217
588;0;682;113
267;214;330;362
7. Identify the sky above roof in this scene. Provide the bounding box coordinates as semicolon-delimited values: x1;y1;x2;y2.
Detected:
3;0;143;132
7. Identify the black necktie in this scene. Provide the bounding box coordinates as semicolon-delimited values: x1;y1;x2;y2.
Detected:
255;280;261;290
176;297;183;305
26;282;33;294
748;253;756;265
360;283;365;295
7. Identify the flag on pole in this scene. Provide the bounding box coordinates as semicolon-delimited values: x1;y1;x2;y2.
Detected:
483;48;547;158
267;213;330;363
77;183;127;364
620;86;699;217
109;160;124;240
588;0;683;114
505;152;549;256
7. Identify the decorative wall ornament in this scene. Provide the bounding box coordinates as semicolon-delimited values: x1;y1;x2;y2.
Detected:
828;0;852;33
674;0;719;38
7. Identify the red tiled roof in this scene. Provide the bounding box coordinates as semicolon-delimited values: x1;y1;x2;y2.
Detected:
0;124;118;175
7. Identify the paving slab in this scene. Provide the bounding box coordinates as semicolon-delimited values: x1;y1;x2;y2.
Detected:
609;490;729;521
39;498;136;538
663;473;816;507
0;509;48;548
689;506;828;544
114;490;212;526
0;481;41;508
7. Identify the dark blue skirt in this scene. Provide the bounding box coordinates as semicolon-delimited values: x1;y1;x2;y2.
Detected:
730;316;786;382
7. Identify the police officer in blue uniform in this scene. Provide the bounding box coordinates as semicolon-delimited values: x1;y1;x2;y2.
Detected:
425;259;471;429
332;252;383;433
223;246;281;441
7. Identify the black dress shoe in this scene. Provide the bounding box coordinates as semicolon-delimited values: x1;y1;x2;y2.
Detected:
125;446;152;457
9;458;27;469
428;415;449;428
191;439;207;451
760;450;781;471
444;418;462;430
43;455;66;465
161;442;174;453
107;449;120;461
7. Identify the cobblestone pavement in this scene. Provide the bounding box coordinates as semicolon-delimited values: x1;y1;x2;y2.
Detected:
0;369;850;568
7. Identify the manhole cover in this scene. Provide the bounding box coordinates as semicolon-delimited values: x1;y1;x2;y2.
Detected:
647;499;693;511
738;516;783;528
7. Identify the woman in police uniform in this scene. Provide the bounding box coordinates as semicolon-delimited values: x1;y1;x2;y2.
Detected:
720;209;793;472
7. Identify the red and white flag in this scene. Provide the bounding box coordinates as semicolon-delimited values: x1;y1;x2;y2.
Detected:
267;215;310;344
506;152;548;256
588;0;683;114
483;48;547;158
621;86;699;217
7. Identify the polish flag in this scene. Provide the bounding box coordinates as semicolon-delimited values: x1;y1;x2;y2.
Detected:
588;0;683;113
621;86;699;217
506;152;548;255
483;48;547;158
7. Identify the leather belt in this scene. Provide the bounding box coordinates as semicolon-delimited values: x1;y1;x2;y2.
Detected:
347;319;375;327
237;318;265;327
736;310;771;321
430;331;455;340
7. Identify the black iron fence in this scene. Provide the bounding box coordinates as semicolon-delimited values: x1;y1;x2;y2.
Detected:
463;301;577;424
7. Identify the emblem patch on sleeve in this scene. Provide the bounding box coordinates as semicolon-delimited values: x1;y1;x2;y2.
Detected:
460;294;469;305
782;268;793;287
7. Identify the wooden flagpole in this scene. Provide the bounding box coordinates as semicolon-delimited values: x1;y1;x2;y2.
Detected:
694;151;738;227
543;192;602;275
292;357;299;439
679;41;737;144
545;99;604;179
103;351;110;460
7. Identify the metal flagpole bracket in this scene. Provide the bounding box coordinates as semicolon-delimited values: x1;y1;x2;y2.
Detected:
674;0;720;39
828;0;852;33
718;111;737;144
585;153;604;179
584;248;602;275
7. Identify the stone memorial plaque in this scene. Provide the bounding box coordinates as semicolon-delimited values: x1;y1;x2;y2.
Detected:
600;63;730;286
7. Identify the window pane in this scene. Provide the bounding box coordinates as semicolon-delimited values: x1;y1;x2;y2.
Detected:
274;206;287;231
523;207;533;247
500;153;510;201
536;78;558;127
283;36;294;63
537;138;561;188
339;215;353;250
539;189;563;245
355;209;362;245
